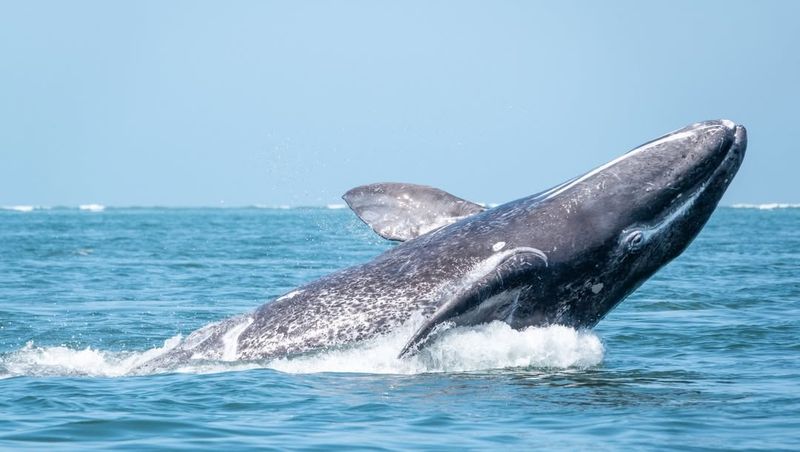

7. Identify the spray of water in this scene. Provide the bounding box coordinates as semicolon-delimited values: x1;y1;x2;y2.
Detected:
0;321;603;378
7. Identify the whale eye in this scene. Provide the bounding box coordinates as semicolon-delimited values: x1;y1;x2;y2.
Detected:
625;230;645;252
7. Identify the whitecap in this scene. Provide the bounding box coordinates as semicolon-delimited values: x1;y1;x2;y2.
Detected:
731;203;800;210
252;204;293;210
79;204;106;212
1;205;52;212
2;205;36;212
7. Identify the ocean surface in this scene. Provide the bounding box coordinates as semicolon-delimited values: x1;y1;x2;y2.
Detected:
1;205;798;450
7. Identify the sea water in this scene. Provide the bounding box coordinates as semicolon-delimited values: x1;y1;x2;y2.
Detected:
0;206;798;450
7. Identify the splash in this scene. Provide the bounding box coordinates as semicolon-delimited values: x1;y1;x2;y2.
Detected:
269;322;603;374
0;322;603;378
0;336;182;378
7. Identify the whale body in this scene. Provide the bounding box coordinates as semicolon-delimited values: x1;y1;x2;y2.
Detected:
138;120;747;372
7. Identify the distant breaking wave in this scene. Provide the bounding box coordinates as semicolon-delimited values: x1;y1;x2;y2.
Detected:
1;205;107;212
1;205;42;212
1;205;350;211
251;204;292;209
79;204;106;212
730;203;800;210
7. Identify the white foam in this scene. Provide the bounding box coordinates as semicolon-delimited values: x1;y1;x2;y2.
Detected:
731;203;800;210
79;204;105;212
0;336;182;378
252;204;292;209
2;205;37;212
326;203;347;210
268;321;603;374
0;322;603;378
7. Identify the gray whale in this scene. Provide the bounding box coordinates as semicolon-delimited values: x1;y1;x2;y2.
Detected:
138;119;747;372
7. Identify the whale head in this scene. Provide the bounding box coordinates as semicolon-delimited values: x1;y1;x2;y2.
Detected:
525;119;747;327
343;120;747;358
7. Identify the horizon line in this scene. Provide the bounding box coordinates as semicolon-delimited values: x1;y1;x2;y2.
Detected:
3;202;800;212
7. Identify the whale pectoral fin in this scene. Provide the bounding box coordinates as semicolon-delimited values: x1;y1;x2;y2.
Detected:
398;249;548;358
342;183;486;241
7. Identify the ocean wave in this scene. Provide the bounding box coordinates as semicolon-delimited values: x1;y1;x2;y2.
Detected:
1;205;48;212
79;204;106;212
326;203;347;210
250;204;293;209
0;323;603;378
730;203;800;210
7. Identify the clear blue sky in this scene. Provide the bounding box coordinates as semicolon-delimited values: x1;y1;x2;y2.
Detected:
1;1;798;206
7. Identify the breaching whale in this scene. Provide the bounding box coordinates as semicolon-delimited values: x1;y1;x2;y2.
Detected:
138;119;747;372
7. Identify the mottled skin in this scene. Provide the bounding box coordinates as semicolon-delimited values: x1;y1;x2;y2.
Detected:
138;120;746;371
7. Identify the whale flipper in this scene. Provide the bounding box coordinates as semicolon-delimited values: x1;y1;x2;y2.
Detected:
343;183;485;241
398;248;549;358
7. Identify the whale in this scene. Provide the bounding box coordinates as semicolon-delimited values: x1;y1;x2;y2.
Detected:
137;119;747;372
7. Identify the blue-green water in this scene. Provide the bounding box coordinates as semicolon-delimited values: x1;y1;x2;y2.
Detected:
1;206;798;450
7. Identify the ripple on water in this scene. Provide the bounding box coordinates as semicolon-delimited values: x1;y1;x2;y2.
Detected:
0;208;798;449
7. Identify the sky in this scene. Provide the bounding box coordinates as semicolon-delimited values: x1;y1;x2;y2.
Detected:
1;1;798;207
